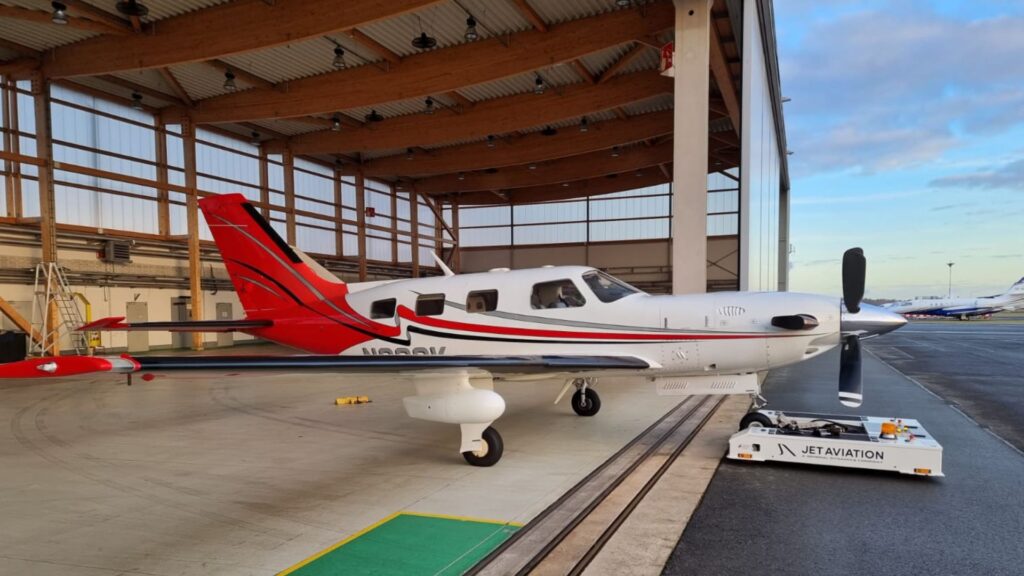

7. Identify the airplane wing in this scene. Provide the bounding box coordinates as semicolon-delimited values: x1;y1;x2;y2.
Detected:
79;317;273;332
0;354;652;379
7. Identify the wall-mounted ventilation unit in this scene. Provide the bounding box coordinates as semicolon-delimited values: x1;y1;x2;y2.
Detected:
103;240;132;264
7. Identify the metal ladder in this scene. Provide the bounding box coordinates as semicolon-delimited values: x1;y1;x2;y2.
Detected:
29;263;88;356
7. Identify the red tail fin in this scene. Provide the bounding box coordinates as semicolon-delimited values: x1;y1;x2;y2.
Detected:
199;194;348;316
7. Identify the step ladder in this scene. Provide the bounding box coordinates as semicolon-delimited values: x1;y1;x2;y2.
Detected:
29;263;88;356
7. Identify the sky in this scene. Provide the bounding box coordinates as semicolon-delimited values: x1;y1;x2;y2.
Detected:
773;0;1024;299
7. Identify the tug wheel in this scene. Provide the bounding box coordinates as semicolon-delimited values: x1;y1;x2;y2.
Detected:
571;388;601;417
739;411;773;430
462;426;503;467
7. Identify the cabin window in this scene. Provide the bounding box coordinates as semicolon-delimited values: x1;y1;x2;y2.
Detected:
416;294;446;316
370;298;396;319
531;280;586;309
466;290;498;313
582;271;641;303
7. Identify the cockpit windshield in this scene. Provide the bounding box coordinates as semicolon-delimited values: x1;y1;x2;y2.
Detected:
582;270;643;303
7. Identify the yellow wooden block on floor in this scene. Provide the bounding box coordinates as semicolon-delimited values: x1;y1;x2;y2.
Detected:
335;396;371;405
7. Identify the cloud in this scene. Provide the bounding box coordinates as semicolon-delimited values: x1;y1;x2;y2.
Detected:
779;6;1024;176
929;158;1024;190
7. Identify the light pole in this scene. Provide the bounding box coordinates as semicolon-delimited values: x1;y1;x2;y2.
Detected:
947;262;954;297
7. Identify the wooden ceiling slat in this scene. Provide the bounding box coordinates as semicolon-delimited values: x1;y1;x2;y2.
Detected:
279;70;671;155
180;4;674;124
362;110;673;178
42;0;442;78
454;169;670;205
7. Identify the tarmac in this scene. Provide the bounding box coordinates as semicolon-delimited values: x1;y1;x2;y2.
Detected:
664;324;1024;576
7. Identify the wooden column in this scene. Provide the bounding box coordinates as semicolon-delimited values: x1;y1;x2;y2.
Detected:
333;167;343;257
433;202;442;266
389;184;398;264
451;199;460;273
283;148;296;245
355;171;367;281
2;80;16;218
181;118;204;351
258;144;270;218
32;77;59;355
409;188;419;277
670;0;711;294
154;118;170;236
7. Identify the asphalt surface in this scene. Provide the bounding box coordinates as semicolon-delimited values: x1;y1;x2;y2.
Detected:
866;321;1024;452
663;331;1024;575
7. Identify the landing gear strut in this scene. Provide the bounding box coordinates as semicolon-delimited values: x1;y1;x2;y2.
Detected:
571;379;601;417
462;426;503;467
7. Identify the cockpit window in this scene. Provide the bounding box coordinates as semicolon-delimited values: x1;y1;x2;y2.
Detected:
531;279;586;309
582;271;642;303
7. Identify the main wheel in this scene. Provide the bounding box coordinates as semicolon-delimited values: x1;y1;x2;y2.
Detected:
462;426;503;467
739;411;773;430
571;388;601;417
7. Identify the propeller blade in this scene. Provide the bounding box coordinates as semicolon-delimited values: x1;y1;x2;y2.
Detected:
838;334;862;407
842;248;866;313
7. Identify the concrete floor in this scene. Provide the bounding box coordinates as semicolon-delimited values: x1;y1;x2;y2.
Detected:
665;329;1024;576
0;346;680;575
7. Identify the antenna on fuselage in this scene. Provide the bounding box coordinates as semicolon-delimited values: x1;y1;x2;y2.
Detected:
431;253;455;277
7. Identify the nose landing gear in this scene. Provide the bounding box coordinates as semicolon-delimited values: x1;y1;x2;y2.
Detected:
570;378;601;417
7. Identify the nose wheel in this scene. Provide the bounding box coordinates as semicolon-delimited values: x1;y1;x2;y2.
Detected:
571;387;601;417
462;426;503;467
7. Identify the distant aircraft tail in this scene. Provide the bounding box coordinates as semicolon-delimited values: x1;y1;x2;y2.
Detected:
198;193;348;316
1006;277;1024;296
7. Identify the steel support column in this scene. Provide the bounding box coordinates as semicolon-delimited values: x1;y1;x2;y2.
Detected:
670;0;711;294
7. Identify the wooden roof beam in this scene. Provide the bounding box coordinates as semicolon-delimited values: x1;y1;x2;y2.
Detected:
0;5;129;35
361;110;673;177
709;20;740;135
158;68;193;107
182;4;674;124
415;140;673;194
279;70;672;155
346;29;402;65
66;1;135;34
98;75;185;106
42;0;442;78
597;42;649;84
454;168;670;205
510;0;548;32
570;60;597;84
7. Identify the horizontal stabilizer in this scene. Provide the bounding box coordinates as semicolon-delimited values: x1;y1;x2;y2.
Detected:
78;317;273;332
0;354;650;379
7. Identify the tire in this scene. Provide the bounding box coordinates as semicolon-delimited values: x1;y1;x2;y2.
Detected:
462;426;503;467
739;411;773;430
571;388;601;417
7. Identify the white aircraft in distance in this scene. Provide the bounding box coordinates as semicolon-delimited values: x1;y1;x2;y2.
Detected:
0;194;906;466
886;277;1024;320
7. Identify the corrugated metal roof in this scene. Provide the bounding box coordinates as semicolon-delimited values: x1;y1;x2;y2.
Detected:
620;93;674;116
169;61;262;101
109;68;176;97
247;118;326;137
0;13;98;50
526;0;619;26
68;75;177;107
456;63;581;102
344;94;431;123
458;0;533;34
81;0;231;22
219;35;381;85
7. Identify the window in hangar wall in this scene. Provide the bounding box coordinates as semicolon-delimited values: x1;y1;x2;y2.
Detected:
457;173;738;248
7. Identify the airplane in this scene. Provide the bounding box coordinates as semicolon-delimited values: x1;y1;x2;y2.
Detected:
885;277;1024;320
0;193;907;466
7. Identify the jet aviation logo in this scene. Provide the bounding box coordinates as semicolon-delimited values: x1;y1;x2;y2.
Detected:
777;444;796;456
800;445;884;460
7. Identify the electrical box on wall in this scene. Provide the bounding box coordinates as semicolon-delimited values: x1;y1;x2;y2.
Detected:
103;240;132;264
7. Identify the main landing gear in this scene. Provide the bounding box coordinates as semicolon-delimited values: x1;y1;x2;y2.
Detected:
462;426;504;467
558;377;601;417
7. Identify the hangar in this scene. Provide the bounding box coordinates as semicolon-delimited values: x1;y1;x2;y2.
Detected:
0;0;797;574
0;0;788;355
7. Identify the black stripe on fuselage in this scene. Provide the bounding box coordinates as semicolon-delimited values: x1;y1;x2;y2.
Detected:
241;202;302;263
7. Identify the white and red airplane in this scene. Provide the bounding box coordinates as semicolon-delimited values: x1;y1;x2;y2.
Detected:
0;194;906;466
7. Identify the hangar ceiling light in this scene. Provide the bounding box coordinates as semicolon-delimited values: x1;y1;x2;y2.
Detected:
412;32;437;50
465;17;479;41
611;146;621;157
406;147;415;160
424;97;435;115
541;126;557;136
130;92;143;111
616;0;631;7
331;116;341;131
223;69;237;92
579;117;589;133
333;46;346;69
365;110;384;122
116;0;149;17
249;131;260;146
51;2;68;25
486;135;496;148
534;75;546;95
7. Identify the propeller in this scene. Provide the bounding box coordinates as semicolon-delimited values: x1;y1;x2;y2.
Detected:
839;247;866;407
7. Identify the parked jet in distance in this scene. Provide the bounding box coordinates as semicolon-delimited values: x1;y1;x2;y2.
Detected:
0;194;907;466
886;277;1024;320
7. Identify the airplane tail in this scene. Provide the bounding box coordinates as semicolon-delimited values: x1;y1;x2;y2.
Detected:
1006;277;1024;296
198;193;348;316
